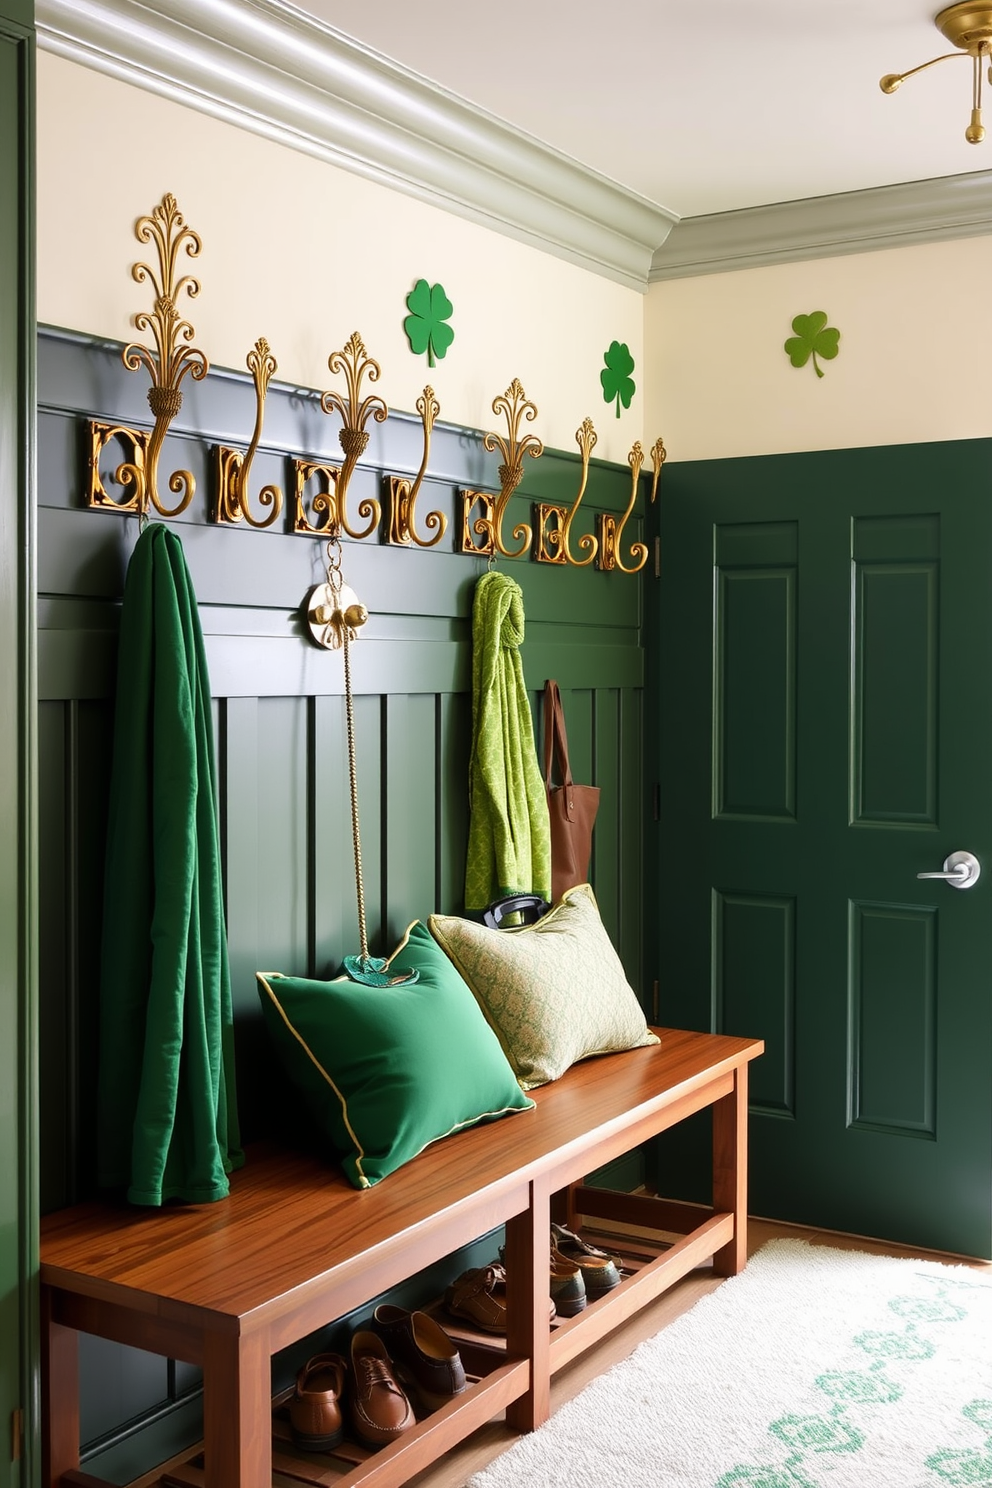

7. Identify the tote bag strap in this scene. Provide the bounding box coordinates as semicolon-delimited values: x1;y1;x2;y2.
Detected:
543;680;575;798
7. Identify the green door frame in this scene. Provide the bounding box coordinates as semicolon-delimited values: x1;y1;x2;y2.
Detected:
1;1;37;1485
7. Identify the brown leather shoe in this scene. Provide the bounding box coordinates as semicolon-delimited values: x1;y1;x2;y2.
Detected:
549;1245;586;1316
371;1304;467;1411
551;1222;623;1299
444;1264;508;1333
445;1262;557;1333
289;1352;347;1451
348;1330;416;1447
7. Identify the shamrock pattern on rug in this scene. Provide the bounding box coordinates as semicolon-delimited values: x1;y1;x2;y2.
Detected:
927;1399;992;1484
717;1274;990;1488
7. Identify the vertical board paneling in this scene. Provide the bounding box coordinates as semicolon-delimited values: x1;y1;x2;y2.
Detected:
351;693;383;954
618;686;643;993
592;688;620;927
312;694;354;976
222;697;261;1016
255;696;310;971
436;692;471;914
849;901;937;1136
38;700;69;1212
79;1336;169;1449
383;693;437;943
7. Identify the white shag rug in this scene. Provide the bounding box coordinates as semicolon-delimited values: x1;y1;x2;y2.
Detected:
467;1239;992;1488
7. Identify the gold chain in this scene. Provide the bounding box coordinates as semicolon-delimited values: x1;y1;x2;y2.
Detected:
341;620;369;965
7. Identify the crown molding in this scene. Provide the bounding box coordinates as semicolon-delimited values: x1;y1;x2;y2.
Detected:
36;0;677;292
650;170;992;280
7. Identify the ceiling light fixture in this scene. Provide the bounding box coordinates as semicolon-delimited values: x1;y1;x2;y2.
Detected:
881;3;992;142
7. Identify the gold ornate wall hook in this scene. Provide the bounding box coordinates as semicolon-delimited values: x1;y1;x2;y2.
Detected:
386;387;447;547
648;435;666;502
596;440;650;574
460;378;543;557
213;338;284;528
535;416;600;566
319;332;386;540
104;193;209;519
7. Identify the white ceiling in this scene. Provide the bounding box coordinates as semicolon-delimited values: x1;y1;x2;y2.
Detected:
292;0;992;220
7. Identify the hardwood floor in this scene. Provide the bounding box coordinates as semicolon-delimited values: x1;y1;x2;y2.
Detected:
404;1215;992;1488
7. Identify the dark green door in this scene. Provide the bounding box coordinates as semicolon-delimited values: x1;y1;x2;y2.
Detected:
652;440;992;1259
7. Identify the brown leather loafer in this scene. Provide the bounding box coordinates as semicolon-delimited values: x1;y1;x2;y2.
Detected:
371;1304;467;1411
289;1352;347;1451
348;1330;416;1447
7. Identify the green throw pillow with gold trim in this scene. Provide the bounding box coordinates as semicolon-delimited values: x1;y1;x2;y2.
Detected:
428;883;659;1090
257;920;534;1188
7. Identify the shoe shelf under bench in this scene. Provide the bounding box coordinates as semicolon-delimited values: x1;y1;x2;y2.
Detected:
138;1225;693;1488
41;1027;763;1488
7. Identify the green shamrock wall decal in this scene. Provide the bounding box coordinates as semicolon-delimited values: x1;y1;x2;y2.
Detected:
404;279;454;368
784;311;840;378
600;340;636;418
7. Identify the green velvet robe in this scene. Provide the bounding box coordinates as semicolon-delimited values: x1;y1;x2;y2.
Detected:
97;523;242;1205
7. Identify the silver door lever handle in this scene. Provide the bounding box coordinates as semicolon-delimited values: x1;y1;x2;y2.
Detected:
917;850;981;889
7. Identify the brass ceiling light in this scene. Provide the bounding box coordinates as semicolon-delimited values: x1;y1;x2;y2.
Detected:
881;3;992;142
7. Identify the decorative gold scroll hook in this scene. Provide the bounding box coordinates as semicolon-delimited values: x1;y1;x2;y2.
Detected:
486;379;542;558
596;440;650;574
118;194;208;519
534;417;599;566
213;337;284;528
319;332;386;540
648;435;666;503
386;386;448;547
460;379;543;557
561;417;600;566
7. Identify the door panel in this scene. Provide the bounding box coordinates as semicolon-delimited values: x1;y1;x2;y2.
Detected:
653;439;992;1258
715;890;795;1117
715;523;797;821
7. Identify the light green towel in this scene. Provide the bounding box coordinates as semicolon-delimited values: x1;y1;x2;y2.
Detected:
97;523;243;1205
464;572;551;912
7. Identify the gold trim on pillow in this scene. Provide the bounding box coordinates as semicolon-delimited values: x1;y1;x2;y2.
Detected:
257;972;373;1187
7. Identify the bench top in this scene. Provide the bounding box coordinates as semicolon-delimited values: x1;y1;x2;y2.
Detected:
40;1027;762;1336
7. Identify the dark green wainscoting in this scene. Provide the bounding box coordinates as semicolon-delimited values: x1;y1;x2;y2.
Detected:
1;5;35;1488
37;326;648;1474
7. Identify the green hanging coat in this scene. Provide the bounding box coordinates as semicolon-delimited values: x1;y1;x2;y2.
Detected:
97;523;243;1205
464;571;551;912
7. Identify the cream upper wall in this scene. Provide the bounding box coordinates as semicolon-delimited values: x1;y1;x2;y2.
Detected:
644;237;992;463
42;51;991;474
37;52;644;463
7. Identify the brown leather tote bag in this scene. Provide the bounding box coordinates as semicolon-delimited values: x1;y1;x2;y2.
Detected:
543;680;600;902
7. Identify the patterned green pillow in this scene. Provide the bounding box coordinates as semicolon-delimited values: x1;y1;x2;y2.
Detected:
257;921;534;1188
428;883;659;1090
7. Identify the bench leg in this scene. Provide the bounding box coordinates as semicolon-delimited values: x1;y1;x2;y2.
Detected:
202;1330;272;1488
504;1181;551;1433
712;1064;749;1277
42;1286;79;1488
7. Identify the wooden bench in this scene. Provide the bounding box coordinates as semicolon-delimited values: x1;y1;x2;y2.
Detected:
40;1026;763;1488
